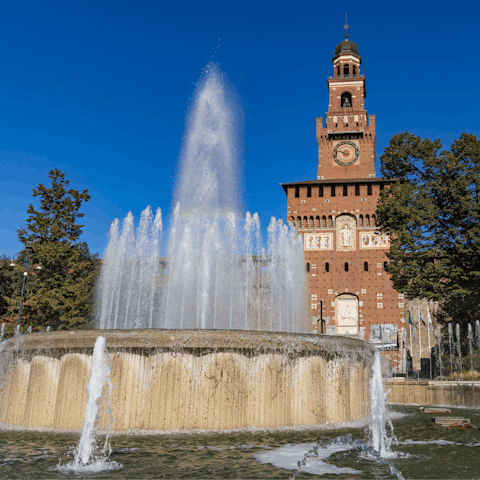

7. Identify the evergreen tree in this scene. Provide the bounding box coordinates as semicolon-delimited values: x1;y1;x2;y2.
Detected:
6;169;99;331
377;132;480;326
0;255;18;320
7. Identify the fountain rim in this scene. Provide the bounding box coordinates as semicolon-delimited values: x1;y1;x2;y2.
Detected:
0;328;374;359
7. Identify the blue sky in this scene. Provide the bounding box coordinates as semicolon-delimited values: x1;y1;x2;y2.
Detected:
0;0;477;257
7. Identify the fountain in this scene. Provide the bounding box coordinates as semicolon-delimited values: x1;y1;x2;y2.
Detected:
0;65;374;434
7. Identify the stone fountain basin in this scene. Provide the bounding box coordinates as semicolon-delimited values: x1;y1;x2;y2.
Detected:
0;329;374;432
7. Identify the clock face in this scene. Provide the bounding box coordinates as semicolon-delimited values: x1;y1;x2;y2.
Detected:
333;141;359;166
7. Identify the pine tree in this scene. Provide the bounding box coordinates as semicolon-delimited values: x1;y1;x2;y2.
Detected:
377;132;480;326
6;169;99;331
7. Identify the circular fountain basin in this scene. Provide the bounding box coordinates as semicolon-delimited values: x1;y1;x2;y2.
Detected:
0;329;374;432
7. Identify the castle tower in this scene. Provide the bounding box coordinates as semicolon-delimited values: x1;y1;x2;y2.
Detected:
317;29;376;180
282;27;406;374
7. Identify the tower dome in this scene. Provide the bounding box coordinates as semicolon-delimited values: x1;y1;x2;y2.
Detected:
333;39;360;60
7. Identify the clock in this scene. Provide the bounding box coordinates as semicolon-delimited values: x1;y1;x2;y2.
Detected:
333;141;359;166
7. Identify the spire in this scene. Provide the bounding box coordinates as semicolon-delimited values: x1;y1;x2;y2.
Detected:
344;13;349;40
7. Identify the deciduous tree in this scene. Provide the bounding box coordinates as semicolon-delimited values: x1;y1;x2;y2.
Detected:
377;132;480;326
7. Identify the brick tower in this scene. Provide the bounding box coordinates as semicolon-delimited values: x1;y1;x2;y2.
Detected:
282;28;406;374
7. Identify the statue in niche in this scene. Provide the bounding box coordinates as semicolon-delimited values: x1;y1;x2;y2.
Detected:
316;236;322;248
363;235;369;246
341;224;351;246
324;236;330;248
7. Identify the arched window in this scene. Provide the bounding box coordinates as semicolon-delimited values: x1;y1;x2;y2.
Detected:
341;92;352;108
297;216;302;228
359;214;364;227
323;215;328;229
290;216;295;227
328;215;333;229
344;262;349;272
372;214;377;226
337;66;340;77
352;65;357;77
303;216;308;229
316;215;320;229
364;262;368;272
343;64;349;77
306;263;310;273
309;216;313;228
325;262;330;273
366;214;370;227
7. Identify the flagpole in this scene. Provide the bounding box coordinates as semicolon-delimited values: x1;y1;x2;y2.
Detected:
418;306;422;376
409;310;413;352
427;305;432;380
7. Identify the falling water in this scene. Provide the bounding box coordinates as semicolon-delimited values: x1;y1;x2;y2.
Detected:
55;336;121;473
96;66;307;332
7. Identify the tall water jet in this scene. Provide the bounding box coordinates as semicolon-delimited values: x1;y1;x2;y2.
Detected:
456;323;463;378
55;336;121;473
436;325;444;378
369;350;395;458
96;66;307;332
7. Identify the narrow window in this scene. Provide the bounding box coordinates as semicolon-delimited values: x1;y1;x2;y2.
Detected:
380;183;384;191
319;185;324;197
306;263;310;273
343;64;349;77
367;184;372;195
295;186;299;198
384;261;388;270
307;185;312;197
331;185;336;197
353;65;357;77
344;262;349;272
343;184;348;196
337;66;340;77
364;262;368;272
325;262;330;273
355;184;360;196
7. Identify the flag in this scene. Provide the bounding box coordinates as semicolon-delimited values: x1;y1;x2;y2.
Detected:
419;311;425;325
427;305;433;325
408;309;412;325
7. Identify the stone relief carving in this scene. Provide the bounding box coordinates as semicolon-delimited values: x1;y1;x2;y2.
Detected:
304;233;333;251
336;295;359;335
360;232;390;249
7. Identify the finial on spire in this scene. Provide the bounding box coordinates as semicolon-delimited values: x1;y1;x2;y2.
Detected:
344;12;349;40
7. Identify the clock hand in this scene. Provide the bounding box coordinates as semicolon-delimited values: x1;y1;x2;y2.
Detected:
338;150;349;155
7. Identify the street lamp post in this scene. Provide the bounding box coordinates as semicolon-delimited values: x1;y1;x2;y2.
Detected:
10;249;42;333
